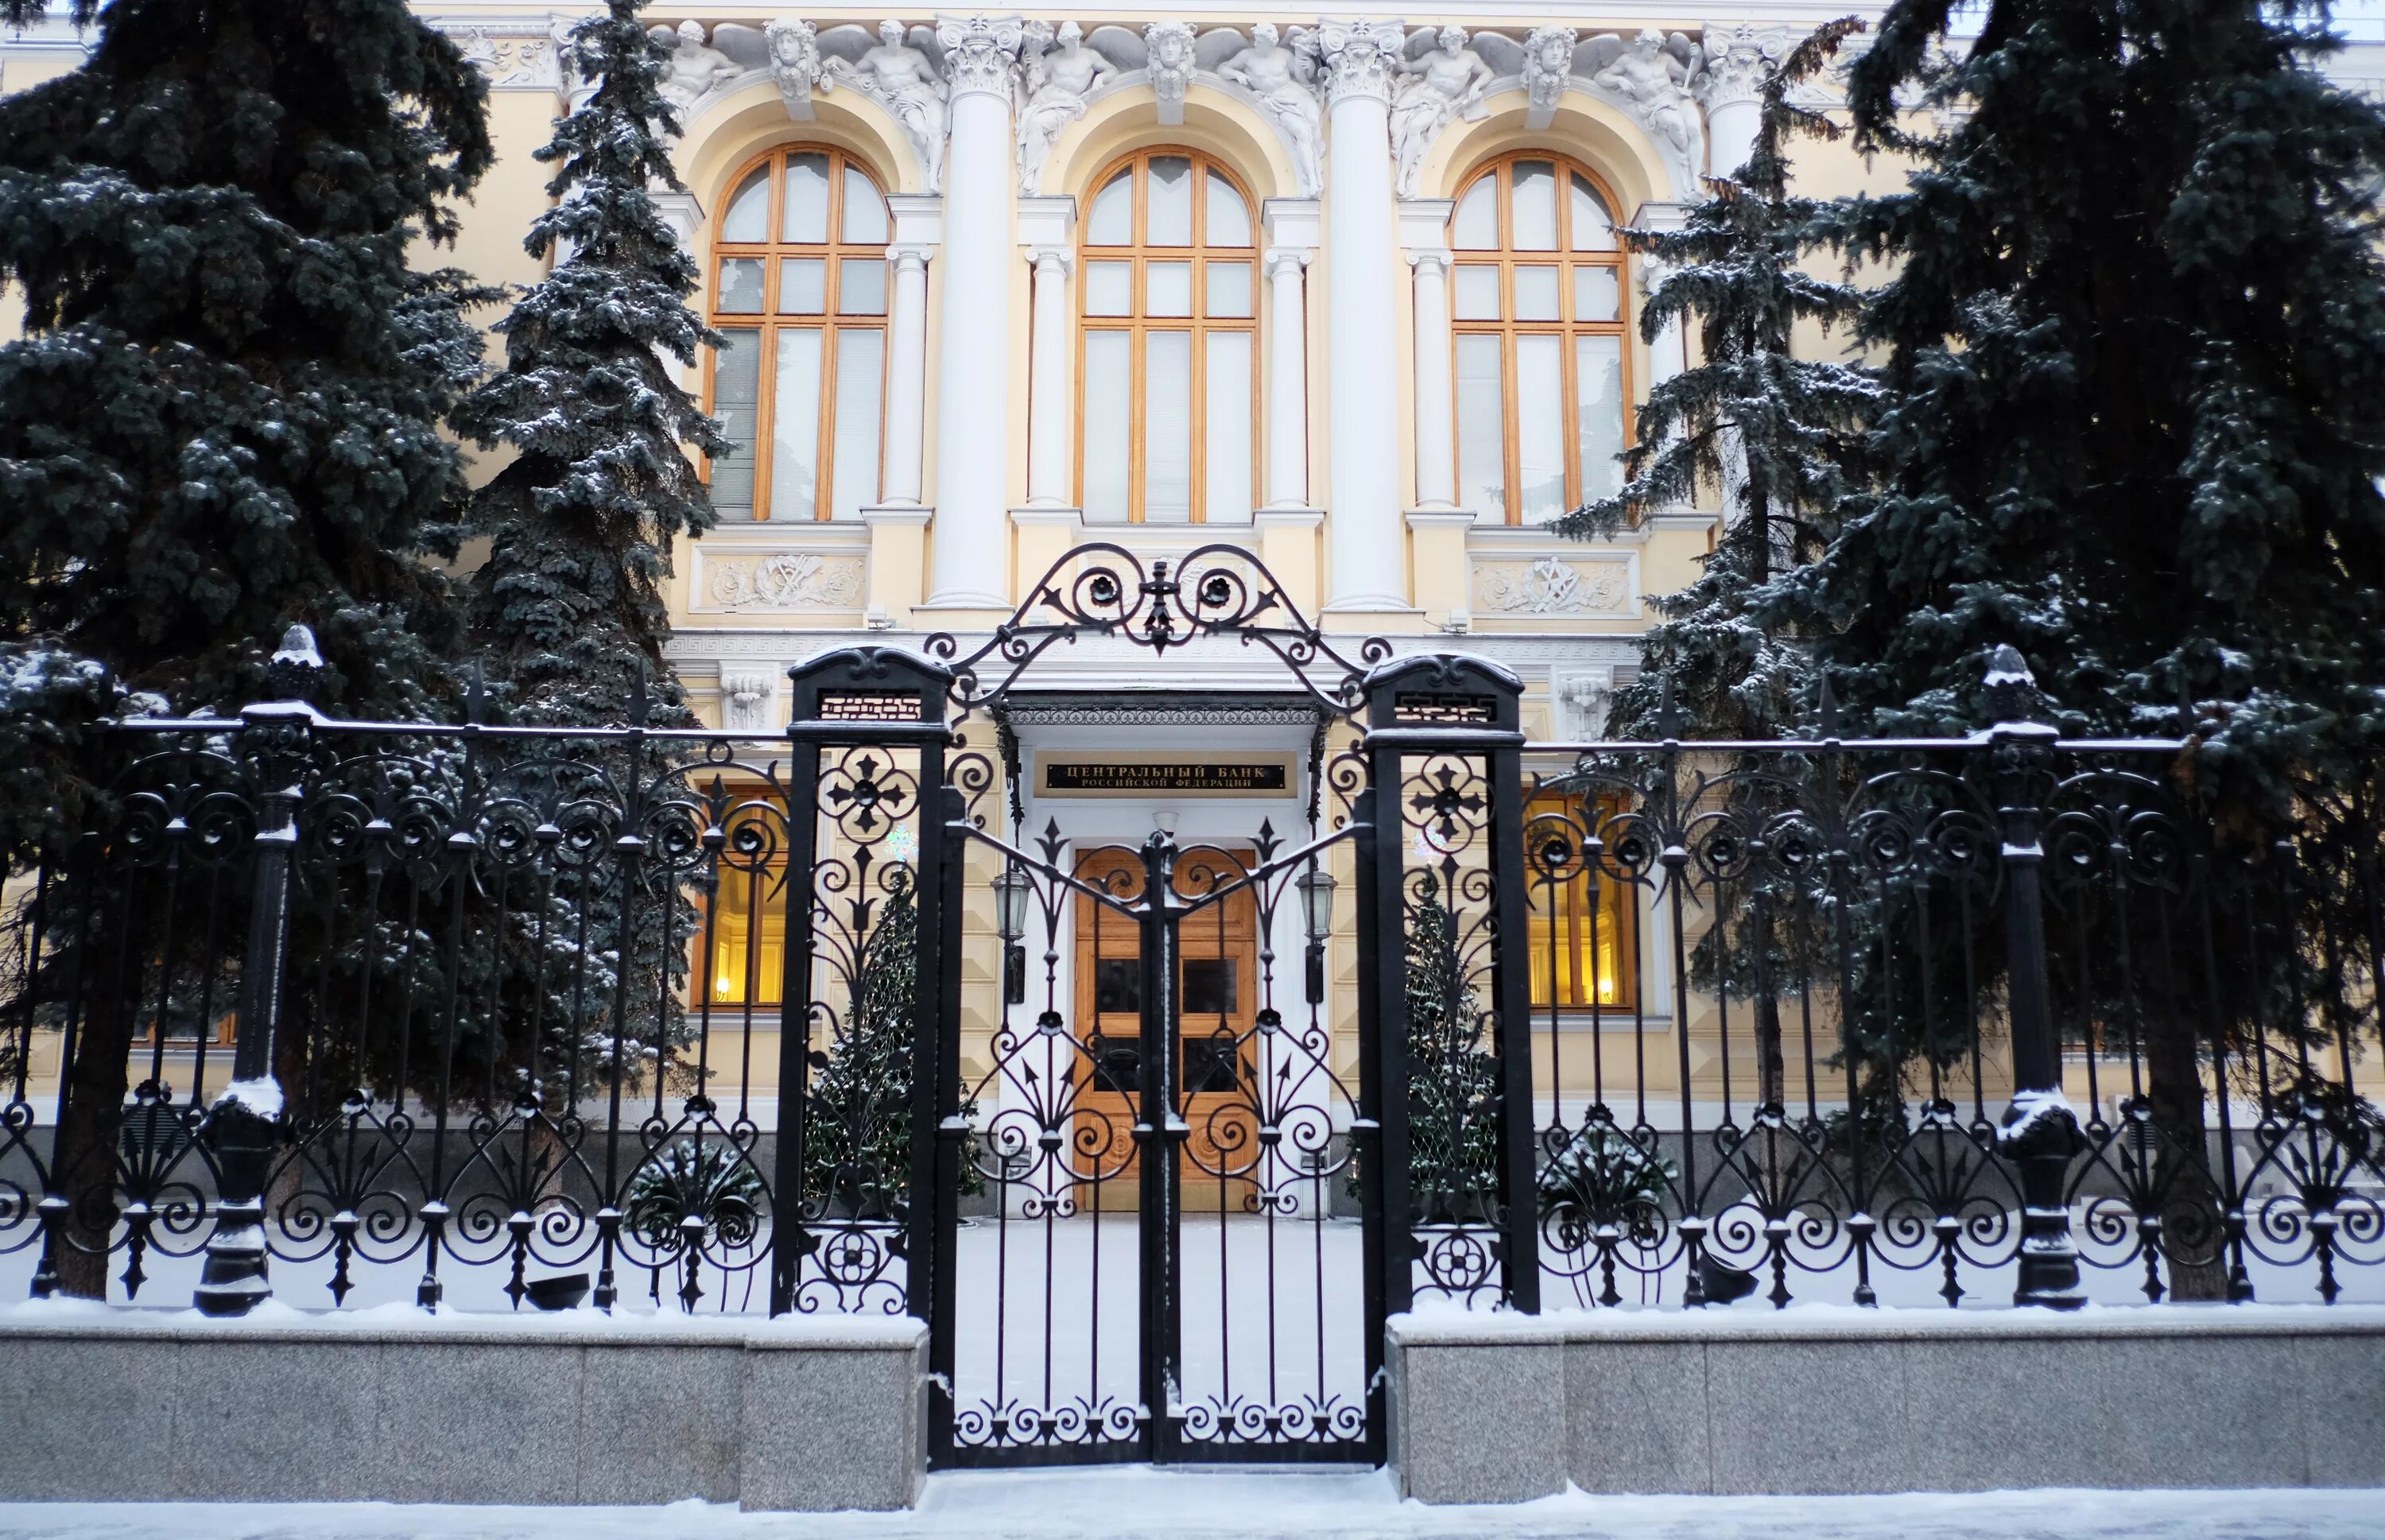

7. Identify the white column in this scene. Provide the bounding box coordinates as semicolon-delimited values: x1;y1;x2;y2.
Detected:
1406;246;1456;510
1262;247;1312;509
1317;18;1409;613
880;243;933;506
925;15;1024;609
1023;247;1073;506
1695;23;1781;181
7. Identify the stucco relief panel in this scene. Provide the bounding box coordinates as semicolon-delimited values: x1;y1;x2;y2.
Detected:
689;547;868;615
1472;554;1638;619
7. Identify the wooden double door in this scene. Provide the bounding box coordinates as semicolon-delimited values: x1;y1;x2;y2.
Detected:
1071;846;1259;1213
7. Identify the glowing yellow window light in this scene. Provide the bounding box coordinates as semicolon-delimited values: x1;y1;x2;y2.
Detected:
1525;793;1636;1012
701;867;785;1007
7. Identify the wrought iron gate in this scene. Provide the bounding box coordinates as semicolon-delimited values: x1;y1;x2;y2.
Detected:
770;545;1542;1469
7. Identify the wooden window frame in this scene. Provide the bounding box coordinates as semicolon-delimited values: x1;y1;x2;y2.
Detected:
1074;149;1262;526
1448;153;1634;526
703;145;891;523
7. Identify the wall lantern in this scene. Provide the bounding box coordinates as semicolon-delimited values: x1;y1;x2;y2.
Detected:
1296;860;1335;1005
993;861;1033;1006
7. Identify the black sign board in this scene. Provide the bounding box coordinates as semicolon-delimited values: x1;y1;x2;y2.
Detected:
1042;761;1290;793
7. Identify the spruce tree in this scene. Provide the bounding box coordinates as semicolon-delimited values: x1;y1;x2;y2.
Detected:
1552;22;1875;1110
0;0;493;1298
0;0;493;719
452;0;727;724
1786;0;2385;1296
1789;0;2385;786
1553;18;1874;740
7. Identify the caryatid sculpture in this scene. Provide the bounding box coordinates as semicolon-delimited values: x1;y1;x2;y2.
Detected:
1218;22;1323;197
1016;21;1116;195
828;20;952;192
1390;26;1495;196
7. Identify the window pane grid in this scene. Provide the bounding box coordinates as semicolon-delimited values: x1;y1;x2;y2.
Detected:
1446;155;1633;525
1076;149;1258;525
707;146;889;521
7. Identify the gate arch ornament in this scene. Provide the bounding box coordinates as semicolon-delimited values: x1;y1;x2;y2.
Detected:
771;543;1542;1468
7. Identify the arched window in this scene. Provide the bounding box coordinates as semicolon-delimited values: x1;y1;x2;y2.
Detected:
706;147;890;522
1078;150;1258;526
1448;156;1630;525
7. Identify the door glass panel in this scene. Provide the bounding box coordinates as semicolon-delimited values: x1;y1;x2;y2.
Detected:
1204;170;1251;246
1081;332;1131;522
1571;173;1615;250
1575;334;1625;507
841;165;889;243
1512;161;1558;250
1451;177;1498;248
1204;332;1252;526
838;258;887;315
1574;266;1620;321
1095;957;1141;1013
1144;332;1192;522
1452;266;1500;320
1455;334;1504;516
783;153;831;242
1088;169;1133;245
1204;261;1251;318
770;328;824;520
1514;266;1560;321
1181;958;1238;1015
1146;261;1192;318
1516;333;1566;522
716;258;765;312
1090;1034;1142;1094
1085;261;1134;317
1147;156;1193;245
778;258;826;314
721;167;770;242
1182;1035;1241;1093
709;328;762;518
830;328;883;520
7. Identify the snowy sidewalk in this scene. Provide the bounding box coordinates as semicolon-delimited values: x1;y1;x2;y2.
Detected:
1;1472;2379;1540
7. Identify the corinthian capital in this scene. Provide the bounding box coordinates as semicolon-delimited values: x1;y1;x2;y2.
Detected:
1312;18;1405;106
937;14;1025;100
1696;21;1790;111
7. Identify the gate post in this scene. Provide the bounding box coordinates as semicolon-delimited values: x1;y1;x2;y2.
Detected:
773;647;956;1324
1357;654;1538;1317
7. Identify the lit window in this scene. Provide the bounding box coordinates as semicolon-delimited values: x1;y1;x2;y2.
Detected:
696;861;786;1007
1526;794;1638;1011
1078;151;1258;526
707;148;890;522
1449;157;1631;525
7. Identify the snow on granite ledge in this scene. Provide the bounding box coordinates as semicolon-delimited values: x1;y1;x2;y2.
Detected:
1388;1298;2385;1345
0;1295;923;1349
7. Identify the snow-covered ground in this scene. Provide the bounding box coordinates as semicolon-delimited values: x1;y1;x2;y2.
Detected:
0;1472;2379;1540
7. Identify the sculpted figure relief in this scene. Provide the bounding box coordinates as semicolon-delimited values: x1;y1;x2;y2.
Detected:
1390;26;1494;196
1016;21;1115;195
1590;29;1704;162
829;20;952;191
654;20;741;112
1217;22;1323;196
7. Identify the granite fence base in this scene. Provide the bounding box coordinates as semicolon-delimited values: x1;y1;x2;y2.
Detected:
1387;1304;2385;1505
0;1308;924;1511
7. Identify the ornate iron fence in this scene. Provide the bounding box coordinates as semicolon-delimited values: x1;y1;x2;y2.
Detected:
1;619;2379;1340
